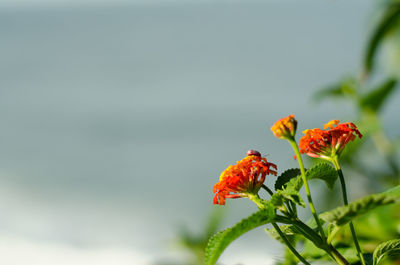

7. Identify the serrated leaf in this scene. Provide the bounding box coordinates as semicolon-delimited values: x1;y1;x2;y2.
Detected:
275;168;301;191
283;163;338;192
373;239;400;265
360;78;397;113
205;207;275;265
320;187;400;226
364;2;400;75
284;175;303;192
272;163;337;208
305;163;338;190
271;189;305;208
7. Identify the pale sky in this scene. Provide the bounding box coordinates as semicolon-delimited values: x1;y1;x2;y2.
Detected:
0;0;234;8
0;0;344;9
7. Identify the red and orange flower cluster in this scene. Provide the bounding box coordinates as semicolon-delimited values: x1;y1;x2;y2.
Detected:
299;120;362;160
213;150;277;205
213;115;363;205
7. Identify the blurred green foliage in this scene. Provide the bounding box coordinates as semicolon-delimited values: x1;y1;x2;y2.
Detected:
289;1;400;264
363;1;400;77
313;1;400;187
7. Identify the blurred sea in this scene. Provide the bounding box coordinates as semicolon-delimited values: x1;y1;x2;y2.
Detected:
0;1;398;264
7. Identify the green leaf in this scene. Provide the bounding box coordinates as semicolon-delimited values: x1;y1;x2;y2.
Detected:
360;78;398;113
283;162;338;192
364;2;400;75
373;239;400;265
320;187;400;226
205;207;275;265
275;168;301;191
284;175;303;192
272;163;337;208
305;163;338;190
271;189;305;208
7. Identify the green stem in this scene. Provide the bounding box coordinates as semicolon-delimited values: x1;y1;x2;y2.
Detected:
289;201;297;215
276;215;350;265
272;222;311;265
262;184;274;196
249;196;311;264
329;244;351;265
332;157;366;265
290;218;325;247
286;202;295;216
289;139;326;242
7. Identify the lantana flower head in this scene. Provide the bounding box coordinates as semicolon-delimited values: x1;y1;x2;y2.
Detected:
299;120;362;160
213;150;277;205
271;115;297;140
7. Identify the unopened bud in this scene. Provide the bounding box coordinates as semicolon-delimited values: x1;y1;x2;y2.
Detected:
270;114;297;140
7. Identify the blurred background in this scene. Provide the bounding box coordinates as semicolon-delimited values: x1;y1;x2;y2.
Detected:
0;0;399;264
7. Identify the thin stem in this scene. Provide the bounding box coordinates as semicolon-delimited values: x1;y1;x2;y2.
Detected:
291;220;349;265
289;139;326;242
290;218;324;247
332;157;366;265
289;201;297;215
262;184;274;196
286;202;295;216
276;215;350;265
329;244;351;265
272;222;311;265
249;196;311;264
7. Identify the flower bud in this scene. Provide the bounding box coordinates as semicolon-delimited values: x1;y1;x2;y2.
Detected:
270;114;297;140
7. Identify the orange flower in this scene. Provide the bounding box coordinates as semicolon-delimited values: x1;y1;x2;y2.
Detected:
271;115;297;140
299;120;362;160
213;150;277;205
